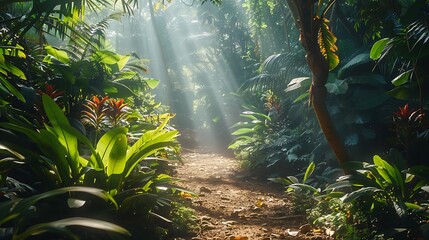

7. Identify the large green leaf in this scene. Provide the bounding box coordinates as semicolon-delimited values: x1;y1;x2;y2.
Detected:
125;119;178;177
126;116;172;160
125;131;178;177
387;86;417;100
337;53;372;79
14;217;131;240
96;127;129;172
62;125;101;167
370;38;390;60
106;133;128;176
42;95;79;177
353;88;390;110
0;61;26;80
0;75;25;102
44;45;70;64
0;187;116;226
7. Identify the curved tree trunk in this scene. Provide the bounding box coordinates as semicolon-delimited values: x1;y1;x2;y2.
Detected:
307;47;351;173
286;0;350;173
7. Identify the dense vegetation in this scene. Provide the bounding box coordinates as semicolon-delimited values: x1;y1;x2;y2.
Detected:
1;0;428;239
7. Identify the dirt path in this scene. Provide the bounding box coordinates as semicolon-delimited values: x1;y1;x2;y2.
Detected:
174;149;325;240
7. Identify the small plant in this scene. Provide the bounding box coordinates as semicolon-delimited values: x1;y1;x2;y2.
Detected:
326;155;429;239
81;96;111;132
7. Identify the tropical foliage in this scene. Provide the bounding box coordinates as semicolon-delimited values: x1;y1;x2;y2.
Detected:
1;0;429;239
0;0;197;239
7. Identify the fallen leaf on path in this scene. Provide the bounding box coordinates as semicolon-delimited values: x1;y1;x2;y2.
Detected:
286;229;299;236
179;192;193;198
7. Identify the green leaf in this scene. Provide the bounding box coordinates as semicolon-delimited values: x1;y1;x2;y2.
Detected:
353;89;390;110
293;92;310;103
241;111;271;121
0;75;25;102
0;187;116;225
113;71;137;81
268;177;293;185
391;70;412;86
44;45;70;64
387;86;416;100
42;95;79;177
117;55;130;71
405;202;421;210
106;133;128;176
303;162;315;183
62;125;101;167
370;38;390;60
231;128;255;136
14;217;131;240
1;61;26;80
144;78;160;89
319;18;339;70
288;183;319;194
338;53;372;79
104;81;137;98
125;116;178;177
373;155;405;196
96;127;128;173
341;187;383;203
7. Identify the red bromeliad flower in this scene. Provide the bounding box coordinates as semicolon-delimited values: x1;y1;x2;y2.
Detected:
394;104;425;123
81;96;110;131
393;104;426;149
38;83;64;101
107;98;129;126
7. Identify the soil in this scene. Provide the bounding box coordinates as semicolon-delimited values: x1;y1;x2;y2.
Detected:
173;148;332;240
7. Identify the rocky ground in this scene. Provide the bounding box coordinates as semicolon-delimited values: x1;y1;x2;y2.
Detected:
173;148;332;240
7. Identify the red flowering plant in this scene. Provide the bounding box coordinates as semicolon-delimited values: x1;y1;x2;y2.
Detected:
81;96;130;133
37;83;65;105
81;96;110;132
392;104;427;150
106;98;130;126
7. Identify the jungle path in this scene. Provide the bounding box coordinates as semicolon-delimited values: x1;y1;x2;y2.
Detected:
174;148;327;240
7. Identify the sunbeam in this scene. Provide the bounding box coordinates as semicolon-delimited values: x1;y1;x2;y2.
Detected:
110;0;253;152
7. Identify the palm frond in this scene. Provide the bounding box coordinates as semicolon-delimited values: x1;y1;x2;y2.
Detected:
68;12;123;59
408;17;429;50
239;52;309;94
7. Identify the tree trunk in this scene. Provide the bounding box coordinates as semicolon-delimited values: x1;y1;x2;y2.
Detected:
307;49;350;173
286;0;351;173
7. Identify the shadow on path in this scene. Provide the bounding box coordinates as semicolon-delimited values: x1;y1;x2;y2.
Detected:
174;149;311;240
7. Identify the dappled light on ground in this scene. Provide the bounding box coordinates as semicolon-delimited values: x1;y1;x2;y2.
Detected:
175;149;333;239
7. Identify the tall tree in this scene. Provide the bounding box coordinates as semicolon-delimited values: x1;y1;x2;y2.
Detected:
286;0;351;171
